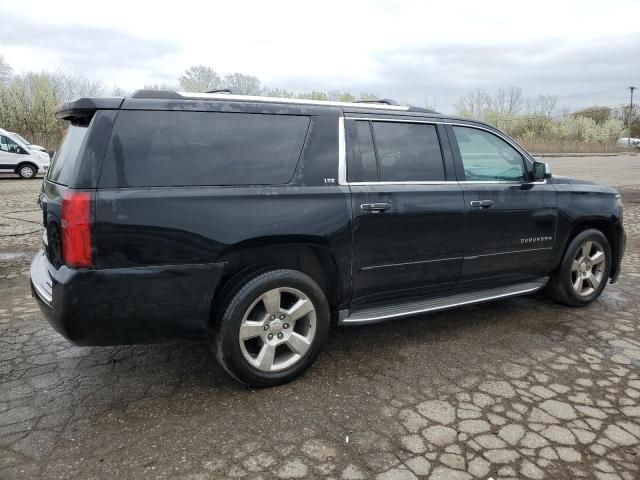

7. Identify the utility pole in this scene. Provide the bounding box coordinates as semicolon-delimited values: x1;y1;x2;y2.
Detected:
628;86;636;149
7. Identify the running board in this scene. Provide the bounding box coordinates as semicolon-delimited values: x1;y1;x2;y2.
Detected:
339;278;548;325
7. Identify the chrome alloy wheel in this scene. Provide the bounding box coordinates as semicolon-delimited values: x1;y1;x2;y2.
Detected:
571;240;606;297
238;287;317;372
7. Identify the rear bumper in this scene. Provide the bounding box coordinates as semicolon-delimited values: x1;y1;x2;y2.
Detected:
30;249;225;345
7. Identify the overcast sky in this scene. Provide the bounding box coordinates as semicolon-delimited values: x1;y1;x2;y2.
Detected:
1;0;638;113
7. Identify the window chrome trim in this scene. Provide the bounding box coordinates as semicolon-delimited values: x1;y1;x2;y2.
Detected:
349;181;456;186
340;116;448;186
443;121;535;166
459;179;547;185
339;117;540;186
345;116;442;124
338;116;347;185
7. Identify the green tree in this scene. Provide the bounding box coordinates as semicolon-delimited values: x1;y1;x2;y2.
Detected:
0;71;102;148
573;106;612;125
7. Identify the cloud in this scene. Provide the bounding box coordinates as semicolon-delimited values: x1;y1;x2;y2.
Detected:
274;33;639;111
0;14;181;79
0;2;637;111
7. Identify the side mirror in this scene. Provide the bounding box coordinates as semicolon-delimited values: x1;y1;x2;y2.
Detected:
532;161;551;181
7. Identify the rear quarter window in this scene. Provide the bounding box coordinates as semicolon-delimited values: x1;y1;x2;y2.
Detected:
99;111;310;187
47;125;89;185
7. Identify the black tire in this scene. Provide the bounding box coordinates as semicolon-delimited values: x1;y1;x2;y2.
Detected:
548;229;611;307
17;164;37;179
214;269;330;387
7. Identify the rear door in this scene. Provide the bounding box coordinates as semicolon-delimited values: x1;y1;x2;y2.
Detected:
345;116;466;306
446;124;557;288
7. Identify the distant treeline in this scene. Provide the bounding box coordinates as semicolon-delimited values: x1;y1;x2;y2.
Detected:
0;56;636;150
454;87;637;150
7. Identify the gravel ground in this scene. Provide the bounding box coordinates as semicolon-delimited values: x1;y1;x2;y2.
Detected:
540;154;640;186
1;155;640;480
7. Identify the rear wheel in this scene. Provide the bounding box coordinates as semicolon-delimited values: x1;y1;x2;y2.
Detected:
214;269;330;387
17;164;37;179
548;229;611;306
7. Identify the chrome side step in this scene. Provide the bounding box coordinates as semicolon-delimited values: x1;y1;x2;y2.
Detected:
339;278;548;325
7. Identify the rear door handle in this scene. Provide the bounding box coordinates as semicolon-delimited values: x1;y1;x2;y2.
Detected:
360;202;392;212
470;200;495;209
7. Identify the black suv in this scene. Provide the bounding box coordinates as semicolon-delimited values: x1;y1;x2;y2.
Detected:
30;90;626;387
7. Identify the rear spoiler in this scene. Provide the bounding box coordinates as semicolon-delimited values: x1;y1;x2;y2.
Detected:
55;97;125;121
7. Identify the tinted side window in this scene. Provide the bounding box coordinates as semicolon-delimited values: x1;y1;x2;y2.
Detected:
372;122;444;182
347;121;378;182
452;126;525;181
100;111;310;187
1;135;21;153
47;124;90;185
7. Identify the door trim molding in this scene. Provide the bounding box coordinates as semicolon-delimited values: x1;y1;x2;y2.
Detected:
464;246;553;260
361;256;463;271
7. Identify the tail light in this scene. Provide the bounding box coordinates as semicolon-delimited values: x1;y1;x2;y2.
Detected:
61;191;93;268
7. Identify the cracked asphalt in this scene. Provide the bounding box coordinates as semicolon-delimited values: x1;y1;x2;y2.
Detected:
1;155;640;480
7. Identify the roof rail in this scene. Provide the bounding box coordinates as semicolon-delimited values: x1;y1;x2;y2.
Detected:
205;88;235;94
354;98;400;106
408;106;440;114
130;89;182;99
124;90;412;111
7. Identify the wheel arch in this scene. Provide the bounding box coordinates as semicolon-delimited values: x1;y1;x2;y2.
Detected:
209;239;344;329
556;217;619;278
15;161;38;174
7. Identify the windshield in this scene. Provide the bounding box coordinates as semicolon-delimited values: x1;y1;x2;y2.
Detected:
11;133;30;145
5;132;30;149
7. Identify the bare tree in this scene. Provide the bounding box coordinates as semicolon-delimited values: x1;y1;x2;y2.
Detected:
359;92;379;101
525;94;557;116
261;87;296;98
179;65;222;92
223;73;261;95
112;85;129;96
0;55;12;84
142;83;177;91
0;71;103;148
454;89;492;118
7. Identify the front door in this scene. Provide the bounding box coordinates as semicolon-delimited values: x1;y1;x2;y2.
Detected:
0;135;21;170
345;118;466;306
446;124;557;289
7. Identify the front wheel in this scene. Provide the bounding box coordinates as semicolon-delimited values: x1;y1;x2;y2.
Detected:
214;269;330;387
548;229;611;306
18;164;37;179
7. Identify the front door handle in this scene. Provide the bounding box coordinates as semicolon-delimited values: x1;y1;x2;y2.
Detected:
360;202;392;213
470;200;495;209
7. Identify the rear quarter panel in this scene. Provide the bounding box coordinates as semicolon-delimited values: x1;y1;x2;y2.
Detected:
94;109;353;312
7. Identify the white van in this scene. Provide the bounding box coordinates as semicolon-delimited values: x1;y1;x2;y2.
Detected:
10;132;49;155
617;137;640;150
0;128;50;178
